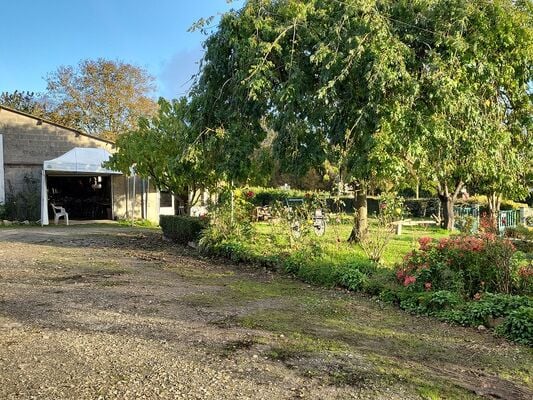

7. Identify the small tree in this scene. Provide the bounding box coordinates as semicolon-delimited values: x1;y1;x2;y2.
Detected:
107;97;215;209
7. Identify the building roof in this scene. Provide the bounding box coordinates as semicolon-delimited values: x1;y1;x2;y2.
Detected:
0;104;115;145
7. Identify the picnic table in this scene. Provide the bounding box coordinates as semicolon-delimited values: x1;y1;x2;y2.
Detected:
391;219;437;235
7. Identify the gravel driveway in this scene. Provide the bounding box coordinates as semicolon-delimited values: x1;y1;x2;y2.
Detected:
0;226;531;399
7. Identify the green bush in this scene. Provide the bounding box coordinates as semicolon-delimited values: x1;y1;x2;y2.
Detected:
4;175;40;221
505;225;533;241
495;306;533;346
246;187;308;206
159;215;208;244
396;234;521;297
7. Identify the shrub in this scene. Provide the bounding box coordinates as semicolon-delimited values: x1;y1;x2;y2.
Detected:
358;193;405;263
505;225;533;241
396;234;520;297
200;187;255;249
4;175;40;221
338;263;371;291
160;215;208;244
495;306;533;346
245;187;308;206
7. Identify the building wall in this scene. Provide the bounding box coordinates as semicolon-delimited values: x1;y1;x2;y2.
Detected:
112;176;160;222
0;107;161;222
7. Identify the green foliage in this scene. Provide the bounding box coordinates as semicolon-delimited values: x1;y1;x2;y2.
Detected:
107;97;214;198
495;306;533;346
3;175;40;221
199;187;255;249
193;0;532;234
338;264;370;291
505;225;533;241
159;215;208;244
246;187;308;206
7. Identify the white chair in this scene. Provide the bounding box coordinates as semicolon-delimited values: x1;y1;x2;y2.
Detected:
51;203;69;225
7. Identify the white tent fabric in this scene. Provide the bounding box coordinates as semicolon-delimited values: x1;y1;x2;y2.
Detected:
41;170;49;226
40;147;121;225
43;147;120;174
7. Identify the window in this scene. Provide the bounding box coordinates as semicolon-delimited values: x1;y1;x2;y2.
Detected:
160;191;172;208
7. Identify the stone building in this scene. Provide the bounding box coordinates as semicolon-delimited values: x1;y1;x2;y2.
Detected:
0;105;173;223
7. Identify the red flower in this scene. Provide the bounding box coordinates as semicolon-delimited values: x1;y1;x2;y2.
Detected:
418;236;433;251
396;269;405;281
424;282;432;291
245;190;255;198
403;275;416;287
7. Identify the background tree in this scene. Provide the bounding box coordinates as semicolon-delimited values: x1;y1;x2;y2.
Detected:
0;90;47;116
390;0;532;229
45;58;157;141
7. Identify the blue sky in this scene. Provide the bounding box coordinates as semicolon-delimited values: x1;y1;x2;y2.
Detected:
0;0;243;99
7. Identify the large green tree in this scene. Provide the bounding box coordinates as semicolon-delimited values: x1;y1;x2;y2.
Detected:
187;0;532;234
192;0;415;240
387;0;533;229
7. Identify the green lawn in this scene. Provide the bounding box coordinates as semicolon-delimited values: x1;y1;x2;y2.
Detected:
246;219;449;268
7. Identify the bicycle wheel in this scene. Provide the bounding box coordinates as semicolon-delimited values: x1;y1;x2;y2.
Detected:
314;218;326;236
290;220;302;238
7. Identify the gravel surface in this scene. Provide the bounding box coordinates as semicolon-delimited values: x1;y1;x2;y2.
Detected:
0;226;531;400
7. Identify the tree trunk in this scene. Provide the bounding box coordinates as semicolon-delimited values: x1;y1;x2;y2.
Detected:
439;194;455;230
437;181;463;231
487;192;501;229
348;183;368;243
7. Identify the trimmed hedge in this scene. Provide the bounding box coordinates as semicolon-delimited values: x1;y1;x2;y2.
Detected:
160;215;207;244
246;187;309;206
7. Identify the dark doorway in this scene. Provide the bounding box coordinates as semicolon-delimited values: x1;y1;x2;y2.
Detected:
47;176;112;220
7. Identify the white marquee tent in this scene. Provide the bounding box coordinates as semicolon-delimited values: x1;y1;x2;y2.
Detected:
40;148;121;225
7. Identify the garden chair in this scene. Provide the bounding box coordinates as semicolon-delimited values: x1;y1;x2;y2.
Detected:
51;203;69;225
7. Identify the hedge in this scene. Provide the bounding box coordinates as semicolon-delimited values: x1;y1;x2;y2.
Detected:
159;215;208;244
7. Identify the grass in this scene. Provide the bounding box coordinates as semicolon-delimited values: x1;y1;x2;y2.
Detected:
178;273;533;398
247;219;449;267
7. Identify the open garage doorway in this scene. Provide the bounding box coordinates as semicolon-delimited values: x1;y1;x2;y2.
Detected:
47;175;113;220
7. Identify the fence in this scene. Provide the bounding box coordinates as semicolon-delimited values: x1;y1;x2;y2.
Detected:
454;205;522;234
454;204;480;233
498;210;520;234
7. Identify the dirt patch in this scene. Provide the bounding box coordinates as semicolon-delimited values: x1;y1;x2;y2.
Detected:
0;225;531;399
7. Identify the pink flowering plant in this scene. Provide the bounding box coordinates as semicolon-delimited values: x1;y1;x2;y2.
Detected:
396;233;520;298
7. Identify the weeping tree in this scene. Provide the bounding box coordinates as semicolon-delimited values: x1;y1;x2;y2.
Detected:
192;0;532;234
192;0;415;241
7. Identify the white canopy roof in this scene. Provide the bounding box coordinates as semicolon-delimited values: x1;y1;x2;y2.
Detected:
43;147;121;175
